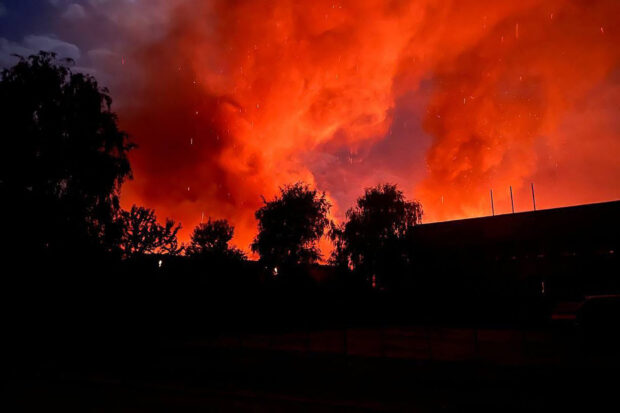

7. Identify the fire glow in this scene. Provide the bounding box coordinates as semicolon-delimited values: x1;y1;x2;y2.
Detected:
113;0;620;251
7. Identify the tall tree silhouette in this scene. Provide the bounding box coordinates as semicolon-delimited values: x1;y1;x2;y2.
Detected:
0;52;134;255
118;205;182;257
252;182;330;269
187;218;245;260
331;184;422;289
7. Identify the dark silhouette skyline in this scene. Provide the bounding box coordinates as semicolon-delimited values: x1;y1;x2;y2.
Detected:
2;51;620;413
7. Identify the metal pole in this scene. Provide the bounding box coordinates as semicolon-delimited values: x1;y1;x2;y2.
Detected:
510;186;515;214
490;190;495;216
531;183;536;211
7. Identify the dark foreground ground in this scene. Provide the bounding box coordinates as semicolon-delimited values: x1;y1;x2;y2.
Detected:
7;326;620;412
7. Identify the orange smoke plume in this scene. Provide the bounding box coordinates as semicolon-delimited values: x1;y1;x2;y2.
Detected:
114;0;620;251
417;0;620;219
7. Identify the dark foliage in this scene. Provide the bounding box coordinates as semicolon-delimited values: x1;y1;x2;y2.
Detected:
331;183;422;288
252;182;331;269
186;218;245;261
0;52;134;256
117;205;182;257
5;53;620;394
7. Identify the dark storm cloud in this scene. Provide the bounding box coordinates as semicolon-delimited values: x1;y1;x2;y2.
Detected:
0;0;80;67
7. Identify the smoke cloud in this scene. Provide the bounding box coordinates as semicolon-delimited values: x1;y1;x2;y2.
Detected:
87;0;619;251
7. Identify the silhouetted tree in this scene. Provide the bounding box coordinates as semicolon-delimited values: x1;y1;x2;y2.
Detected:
252;182;331;269
187;218;245;260
331;184;422;289
0;52;134;256
118;205;182;257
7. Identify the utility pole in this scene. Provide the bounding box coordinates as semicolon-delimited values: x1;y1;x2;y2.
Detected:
490;189;495;216
510;186;515;214
531;183;536;211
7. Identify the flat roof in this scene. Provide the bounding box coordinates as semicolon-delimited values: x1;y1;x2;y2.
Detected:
411;200;620;248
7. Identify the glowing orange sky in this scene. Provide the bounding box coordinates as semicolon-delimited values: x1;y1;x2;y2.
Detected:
109;0;619;252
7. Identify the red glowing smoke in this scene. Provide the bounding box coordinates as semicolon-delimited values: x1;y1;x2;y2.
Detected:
109;0;619;251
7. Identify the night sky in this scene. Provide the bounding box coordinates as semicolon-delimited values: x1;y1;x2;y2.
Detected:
2;0;619;251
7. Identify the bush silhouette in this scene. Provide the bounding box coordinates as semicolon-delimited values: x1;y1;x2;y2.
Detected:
187;218;245;261
117;205;182;257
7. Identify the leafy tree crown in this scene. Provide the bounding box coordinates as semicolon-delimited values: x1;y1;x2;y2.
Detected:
252;182;331;266
0;52;134;251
